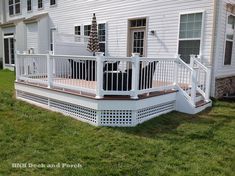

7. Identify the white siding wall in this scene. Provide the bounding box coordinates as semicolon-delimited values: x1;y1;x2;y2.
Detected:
26;23;38;54
4;0;214;63
213;0;235;78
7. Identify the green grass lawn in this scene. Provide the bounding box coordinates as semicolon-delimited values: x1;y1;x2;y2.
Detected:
0;69;234;176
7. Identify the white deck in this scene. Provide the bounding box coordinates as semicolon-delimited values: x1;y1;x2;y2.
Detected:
15;53;212;127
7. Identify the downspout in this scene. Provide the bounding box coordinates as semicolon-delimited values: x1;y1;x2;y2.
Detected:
210;0;218;97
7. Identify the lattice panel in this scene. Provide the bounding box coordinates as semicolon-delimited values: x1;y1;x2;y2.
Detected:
137;101;175;123
17;90;48;105
100;110;133;126
50;100;97;124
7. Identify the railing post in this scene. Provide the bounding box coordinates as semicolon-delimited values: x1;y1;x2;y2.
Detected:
47;52;53;88
190;55;195;68
174;54;180;86
95;52;104;99
15;50;20;81
131;53;140;99
205;67;211;101
191;68;197;105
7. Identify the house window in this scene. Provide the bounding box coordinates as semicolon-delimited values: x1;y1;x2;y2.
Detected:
224;15;235;65
75;26;81;35
50;0;56;6
178;12;203;63
98;23;106;53
27;0;32;11
38;0;43;9
83;23;106;53
84;25;91;36
130;19;146;28
9;0;21;16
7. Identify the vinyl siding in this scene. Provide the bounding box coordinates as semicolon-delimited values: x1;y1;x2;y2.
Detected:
4;0;214;64
213;0;235;78
26;23;38;54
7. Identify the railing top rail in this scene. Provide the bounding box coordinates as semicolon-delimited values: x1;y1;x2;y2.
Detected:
104;57;132;61
51;55;96;59
177;57;193;71
194;59;208;72
140;57;177;61
17;53;47;57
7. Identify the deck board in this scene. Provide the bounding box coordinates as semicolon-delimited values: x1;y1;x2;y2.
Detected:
17;77;185;100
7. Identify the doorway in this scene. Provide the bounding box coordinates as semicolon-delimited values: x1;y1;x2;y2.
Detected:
128;18;147;57
4;33;15;65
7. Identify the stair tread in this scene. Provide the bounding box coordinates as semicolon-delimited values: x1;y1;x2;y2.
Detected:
196;100;211;108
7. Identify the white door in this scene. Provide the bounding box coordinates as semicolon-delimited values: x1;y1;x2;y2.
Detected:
27;23;38;53
131;29;146;57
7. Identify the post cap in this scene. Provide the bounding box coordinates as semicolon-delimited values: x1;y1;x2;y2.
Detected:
132;53;140;57
95;52;104;56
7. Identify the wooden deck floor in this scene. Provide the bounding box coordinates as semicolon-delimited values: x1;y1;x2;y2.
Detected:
18;77;186;100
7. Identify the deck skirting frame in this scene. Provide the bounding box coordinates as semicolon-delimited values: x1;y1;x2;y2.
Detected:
15;82;176;127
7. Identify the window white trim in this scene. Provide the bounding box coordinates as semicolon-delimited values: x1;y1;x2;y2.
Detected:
27;0;33;13
177;10;205;60
223;12;235;66
38;0;44;10
50;0;57;7
8;0;21;16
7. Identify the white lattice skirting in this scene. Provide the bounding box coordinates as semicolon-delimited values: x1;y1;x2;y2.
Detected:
15;83;176;127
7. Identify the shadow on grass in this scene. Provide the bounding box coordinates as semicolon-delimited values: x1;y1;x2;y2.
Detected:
110;107;217;139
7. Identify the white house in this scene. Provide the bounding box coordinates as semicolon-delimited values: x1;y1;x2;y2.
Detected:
0;0;234;126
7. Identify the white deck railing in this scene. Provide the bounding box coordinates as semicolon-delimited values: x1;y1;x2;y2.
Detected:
15;52;211;106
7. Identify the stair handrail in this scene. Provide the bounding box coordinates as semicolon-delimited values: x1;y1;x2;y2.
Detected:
176;56;197;106
190;55;211;102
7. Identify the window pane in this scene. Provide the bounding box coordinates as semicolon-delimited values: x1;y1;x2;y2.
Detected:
180;15;187;23
9;0;13;5
224;41;233;65
9;5;14;15
50;0;56;5
75;26;81;35
84;25;91;36
4;39;9;64
188;14;194;22
10;38;15;64
227;15;235;40
99;43;105;53
15;3;20;14
98;23;105;42
178;40;200;63
195;13;202;22
179;13;202;39
27;0;32;11
38;0;43;8
130;18;146;28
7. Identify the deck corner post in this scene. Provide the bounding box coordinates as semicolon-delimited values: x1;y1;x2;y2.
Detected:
131;53;140;99
47;53;53;88
191;68;197;105
190;55;196;68
205;66;211;101
15;50;20;81
173;54;180;86
95;52;104;99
